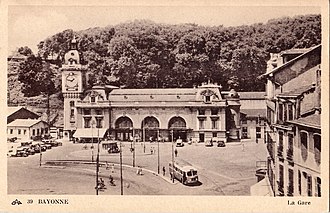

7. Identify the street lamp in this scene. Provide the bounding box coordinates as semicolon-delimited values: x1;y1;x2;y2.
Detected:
91;120;96;162
157;130;160;175
171;129;174;183
119;141;123;195
95;127;100;195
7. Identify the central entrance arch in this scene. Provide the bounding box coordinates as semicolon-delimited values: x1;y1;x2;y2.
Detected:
168;116;187;141
141;116;160;142
115;116;133;141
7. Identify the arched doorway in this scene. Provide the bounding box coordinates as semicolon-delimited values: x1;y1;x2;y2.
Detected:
141;116;159;142
168;116;187;141
115;116;133;141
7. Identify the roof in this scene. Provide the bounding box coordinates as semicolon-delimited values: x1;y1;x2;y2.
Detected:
110;88;198;102
7;106;24;116
277;84;315;98
7;119;45;127
239;92;265;100
240;109;266;118
287;113;320;129
260;45;321;78
280;48;310;55
7;106;40;117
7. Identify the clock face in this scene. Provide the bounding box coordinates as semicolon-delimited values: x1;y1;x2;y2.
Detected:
66;73;78;88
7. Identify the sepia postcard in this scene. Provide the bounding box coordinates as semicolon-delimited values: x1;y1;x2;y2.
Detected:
0;0;329;212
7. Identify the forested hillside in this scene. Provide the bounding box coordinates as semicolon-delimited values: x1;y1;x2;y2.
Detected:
13;14;321;100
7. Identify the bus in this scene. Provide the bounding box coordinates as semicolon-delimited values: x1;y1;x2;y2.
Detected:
169;161;198;185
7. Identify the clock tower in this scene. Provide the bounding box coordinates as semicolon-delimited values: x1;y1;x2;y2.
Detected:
60;36;87;140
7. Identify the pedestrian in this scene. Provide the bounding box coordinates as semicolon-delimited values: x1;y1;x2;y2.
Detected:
111;163;115;173
174;149;178;157
150;147;153;155
105;161;110;170
241;142;245;152
162;166;166;176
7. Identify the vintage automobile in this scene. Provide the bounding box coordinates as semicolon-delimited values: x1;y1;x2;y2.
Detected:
176;138;184;147
205;140;213;147
217;141;226;147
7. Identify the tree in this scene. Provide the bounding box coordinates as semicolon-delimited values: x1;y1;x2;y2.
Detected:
18;46;33;56
18;55;56;97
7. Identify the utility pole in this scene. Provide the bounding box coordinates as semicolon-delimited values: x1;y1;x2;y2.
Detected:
120;141;123;195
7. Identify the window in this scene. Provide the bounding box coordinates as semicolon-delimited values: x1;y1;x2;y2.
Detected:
41;128;44;135
279;131;283;147
314;134;321;165
45;128;48;134
37;129;40;135
96;118;103;128
211;108;218;115
300;131;308;161
199;120;205;129
316;177;321;197
10;129;13;134
70;101;75;107
84;117;91;128
205;95;211;103
278;103;283;122
18;129;21;135
32;129;35;136
212;120;218;129
70;109;75;117
84;109;91;115
256;127;261;139
288;169;294;196
23;130;26;135
298;170;302;195
198;109;205;115
278;164;284;196
96;109;102;115
307;175;312;196
212;132;217;138
242;119;247;124
284;103;287;121
90;96;96;103
288;104;293;120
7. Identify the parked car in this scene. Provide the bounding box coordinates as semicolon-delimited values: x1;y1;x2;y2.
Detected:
217;141;226;147
205;140;213;147
176;138;184;147
15;147;28;157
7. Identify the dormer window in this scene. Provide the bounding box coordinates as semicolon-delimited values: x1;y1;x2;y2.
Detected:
91;96;96;103
205;95;211;103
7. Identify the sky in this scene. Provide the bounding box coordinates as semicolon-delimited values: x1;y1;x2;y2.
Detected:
8;4;321;54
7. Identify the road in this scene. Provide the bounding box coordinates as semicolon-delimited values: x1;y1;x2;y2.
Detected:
7;139;268;195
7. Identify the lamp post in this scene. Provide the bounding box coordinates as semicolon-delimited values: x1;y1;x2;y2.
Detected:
171;129;174;183
157;130;160;174
91;120;95;162
39;144;42;167
143;120;146;153
95;127;100;195
132;128;136;167
119;140;123;195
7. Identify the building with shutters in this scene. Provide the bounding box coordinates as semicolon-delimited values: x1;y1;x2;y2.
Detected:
258;45;321;196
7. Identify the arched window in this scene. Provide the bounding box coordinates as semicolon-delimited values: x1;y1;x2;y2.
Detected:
115;117;133;129
168;117;186;129
142;116;159;129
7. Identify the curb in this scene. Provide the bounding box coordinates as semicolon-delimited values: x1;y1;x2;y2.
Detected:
43;160;177;185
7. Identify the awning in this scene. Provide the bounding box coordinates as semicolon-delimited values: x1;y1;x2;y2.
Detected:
73;128;108;138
